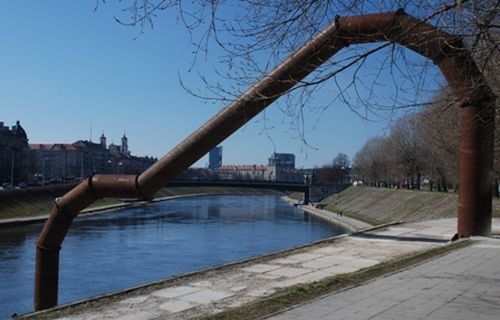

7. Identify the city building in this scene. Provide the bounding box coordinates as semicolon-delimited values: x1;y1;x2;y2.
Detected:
0;121;30;185
0;121;311;187
266;152;299;181
29;132;156;185
208;146;223;171
214;152;303;182
217;164;267;180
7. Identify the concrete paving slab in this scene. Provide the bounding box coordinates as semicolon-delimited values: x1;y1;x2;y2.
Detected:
191;280;212;287
302;255;356;269
310;246;349;255
266;266;312;278
179;288;234;305
323;264;359;275
413;226;454;237
242;263;281;273
271;253;322;265
151;286;199;299
159;300;196;313
229;285;247;292
273;270;330;288
257;273;283;280
301;256;336;269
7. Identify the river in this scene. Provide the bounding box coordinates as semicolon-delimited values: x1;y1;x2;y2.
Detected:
0;194;348;318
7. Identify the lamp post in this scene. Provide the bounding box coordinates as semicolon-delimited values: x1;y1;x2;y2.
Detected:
10;147;15;186
108;159;123;175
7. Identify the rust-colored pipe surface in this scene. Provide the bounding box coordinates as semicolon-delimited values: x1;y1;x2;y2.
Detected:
34;10;496;311
439;53;496;236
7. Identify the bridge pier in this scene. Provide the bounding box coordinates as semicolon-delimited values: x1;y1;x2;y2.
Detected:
304;189;310;205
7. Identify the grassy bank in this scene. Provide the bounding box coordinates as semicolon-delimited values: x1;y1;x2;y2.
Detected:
319;186;500;225
0;185;284;221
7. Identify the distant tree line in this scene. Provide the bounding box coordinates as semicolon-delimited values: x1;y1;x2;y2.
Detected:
351;2;500;194
313;153;351;186
353;85;499;194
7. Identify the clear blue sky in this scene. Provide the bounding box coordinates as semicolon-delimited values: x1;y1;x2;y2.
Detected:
0;1;442;168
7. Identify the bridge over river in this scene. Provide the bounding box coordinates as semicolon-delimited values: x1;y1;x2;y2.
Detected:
167;180;349;204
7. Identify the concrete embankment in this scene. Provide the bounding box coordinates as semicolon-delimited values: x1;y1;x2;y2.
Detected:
319;186;500;225
299;204;372;232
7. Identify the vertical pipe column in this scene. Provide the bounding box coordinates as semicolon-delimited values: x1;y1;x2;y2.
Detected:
34;178;102;311
456;105;494;236
439;53;496;236
34;246;60;310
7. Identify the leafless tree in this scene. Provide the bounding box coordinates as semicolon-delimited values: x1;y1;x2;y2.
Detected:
314;152;350;184
386;114;425;189
352;87;462;191
332;152;350;168
352;136;392;186
99;1;497;149
417;88;461;191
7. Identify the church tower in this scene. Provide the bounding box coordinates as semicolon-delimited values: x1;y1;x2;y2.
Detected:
121;134;128;154
100;133;107;149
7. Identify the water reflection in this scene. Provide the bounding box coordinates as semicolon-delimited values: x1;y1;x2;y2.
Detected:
0;195;348;318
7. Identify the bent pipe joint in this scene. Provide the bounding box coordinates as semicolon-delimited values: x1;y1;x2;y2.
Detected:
89;174;142;199
35;173;146;311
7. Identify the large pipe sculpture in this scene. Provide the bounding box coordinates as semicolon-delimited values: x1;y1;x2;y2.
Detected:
35;10;495;311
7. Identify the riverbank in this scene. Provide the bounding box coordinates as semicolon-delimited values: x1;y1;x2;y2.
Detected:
299;204;372;232
5;184;500;230
11;187;500;319
0;186;286;227
319;186;500;225
18;218;492;320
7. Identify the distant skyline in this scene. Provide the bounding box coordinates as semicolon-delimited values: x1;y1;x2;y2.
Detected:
0;2;443;169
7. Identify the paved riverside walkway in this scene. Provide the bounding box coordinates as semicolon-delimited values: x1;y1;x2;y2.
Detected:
267;236;500;320
20;218;500;320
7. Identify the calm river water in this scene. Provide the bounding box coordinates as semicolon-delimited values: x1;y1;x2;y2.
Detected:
0;194;348;318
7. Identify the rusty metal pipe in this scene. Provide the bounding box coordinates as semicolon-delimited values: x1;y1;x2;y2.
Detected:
340;9;496;236
34;12;349;311
438;54;496;236
388;13;496;236
34;10;496;311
